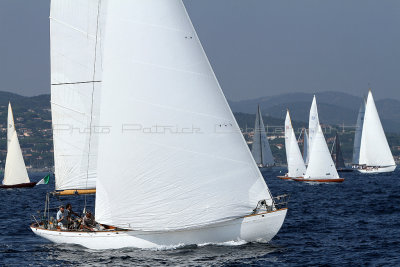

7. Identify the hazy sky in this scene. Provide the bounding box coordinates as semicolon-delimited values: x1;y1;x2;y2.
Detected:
0;0;399;101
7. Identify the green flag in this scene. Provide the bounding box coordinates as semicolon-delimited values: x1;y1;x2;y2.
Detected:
36;174;50;185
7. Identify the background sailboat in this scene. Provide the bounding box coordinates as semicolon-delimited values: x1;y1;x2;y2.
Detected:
278;111;306;180
356;90;396;173
303;128;309;165
352;98;366;167
31;0;288;249
331;133;353;172
293;124;344;183
307;95;319;165
1;103;36;188
251;105;275;168
293;97;343;183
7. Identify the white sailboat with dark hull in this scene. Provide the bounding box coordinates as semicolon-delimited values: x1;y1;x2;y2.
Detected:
353;90;396;173
31;0;288;249
1;103;36;189
278;111;306;180
251;105;275;169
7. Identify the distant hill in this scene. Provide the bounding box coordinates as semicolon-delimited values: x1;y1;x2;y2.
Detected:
229;91;400;133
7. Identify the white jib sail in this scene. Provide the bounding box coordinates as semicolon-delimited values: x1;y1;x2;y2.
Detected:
305;124;339;179
285;111;306;177
359;91;395;167
50;0;106;190
252;105;274;166
95;0;272;231
3;103;30;185
352;98;366;164
303;129;309;164
307;95;319;164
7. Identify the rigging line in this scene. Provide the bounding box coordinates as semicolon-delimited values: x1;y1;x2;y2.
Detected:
52;81;101;86
84;0;102;210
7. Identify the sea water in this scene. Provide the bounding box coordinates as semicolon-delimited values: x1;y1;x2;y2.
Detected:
1;169;399;266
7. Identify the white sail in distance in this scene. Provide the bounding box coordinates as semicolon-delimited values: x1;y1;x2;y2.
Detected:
303;129;309;164
359;90;395;167
50;0;106;190
285;111;306;178
305;124;339;179
252;105;274;166
307;95;319;164
95;0;272;231
352;98;366;164
3;103;30;186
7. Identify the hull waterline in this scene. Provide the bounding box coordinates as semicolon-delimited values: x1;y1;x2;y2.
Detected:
0;182;36;189
30;209;287;250
277;176;292;180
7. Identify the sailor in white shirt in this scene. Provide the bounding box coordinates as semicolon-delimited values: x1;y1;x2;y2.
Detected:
56;205;68;229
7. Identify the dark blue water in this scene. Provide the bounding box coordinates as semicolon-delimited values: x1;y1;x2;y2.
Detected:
1;169;400;266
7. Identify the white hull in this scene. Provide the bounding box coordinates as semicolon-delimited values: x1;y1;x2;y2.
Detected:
30;209;286;250
357;165;396;174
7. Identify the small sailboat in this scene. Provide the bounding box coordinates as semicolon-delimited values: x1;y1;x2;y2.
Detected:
292;97;343;183
31;0;288;249
353;90;396;173
1;103;36;189
251;105;275;169
331;133;353;172
278;111;306;180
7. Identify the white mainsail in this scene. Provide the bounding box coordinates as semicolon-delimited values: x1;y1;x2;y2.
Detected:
305;124;339;179
284;111;306;178
359;90;395;168
95;0;272;231
303;129;309;164
352;98;366;164
307;95;320;164
252;105;274;166
50;0;106;190
3;103;30;186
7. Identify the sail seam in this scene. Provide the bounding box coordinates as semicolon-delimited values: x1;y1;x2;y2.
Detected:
52;81;101;86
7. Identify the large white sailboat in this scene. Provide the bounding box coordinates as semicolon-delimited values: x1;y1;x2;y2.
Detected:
278;111;306;180
31;0;288;249
251;105;275;168
1;103;35;189
293;97;343;183
354;90;396;173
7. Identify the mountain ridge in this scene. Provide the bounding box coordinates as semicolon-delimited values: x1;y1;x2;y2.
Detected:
228;91;400;133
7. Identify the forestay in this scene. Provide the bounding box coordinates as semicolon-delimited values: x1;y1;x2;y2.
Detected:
359;91;395;167
252;105;274;166
95;0;272;231
284;111;306;177
352;99;365;164
3;103;30;185
50;0;107;190
305;124;339;179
